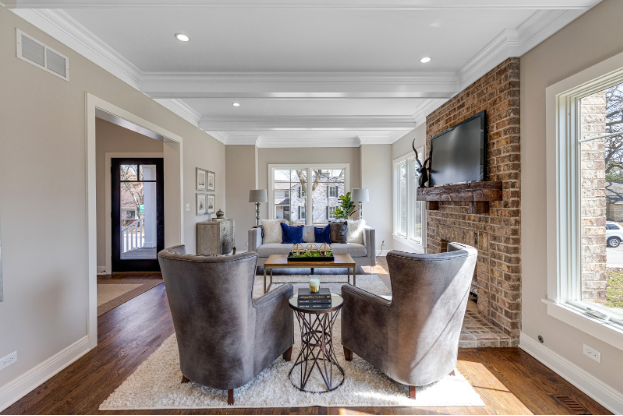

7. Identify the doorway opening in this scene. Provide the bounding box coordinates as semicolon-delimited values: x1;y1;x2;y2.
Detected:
112;158;164;272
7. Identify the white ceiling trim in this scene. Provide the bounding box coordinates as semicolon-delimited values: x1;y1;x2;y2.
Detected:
412;99;447;126
2;0;599;9
198;115;417;131
456;7;595;89
154;98;202;127
204;131;229;144
140;72;459;99
257;137;361;148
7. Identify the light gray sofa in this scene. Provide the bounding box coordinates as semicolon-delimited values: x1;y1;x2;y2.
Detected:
248;225;376;268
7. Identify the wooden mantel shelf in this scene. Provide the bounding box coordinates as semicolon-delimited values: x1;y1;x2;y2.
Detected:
416;181;503;215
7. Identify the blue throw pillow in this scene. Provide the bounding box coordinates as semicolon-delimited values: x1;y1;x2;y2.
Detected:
281;223;304;244
314;225;331;244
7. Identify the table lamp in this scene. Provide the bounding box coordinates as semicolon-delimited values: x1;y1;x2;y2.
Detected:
351;188;369;220
249;189;268;226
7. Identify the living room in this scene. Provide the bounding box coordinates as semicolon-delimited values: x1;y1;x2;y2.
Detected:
1;0;623;414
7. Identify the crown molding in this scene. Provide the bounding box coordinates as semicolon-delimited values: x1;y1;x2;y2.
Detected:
199;115;417;131
412;99;447;126
257;136;361;148
154;99;202;127
204;131;229;144
224;134;261;145
456;7;593;90
3;0;599;9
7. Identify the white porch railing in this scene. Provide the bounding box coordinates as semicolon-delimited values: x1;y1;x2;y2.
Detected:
121;217;145;254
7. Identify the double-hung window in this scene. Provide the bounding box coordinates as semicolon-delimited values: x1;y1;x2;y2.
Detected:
547;52;623;349
393;148;425;251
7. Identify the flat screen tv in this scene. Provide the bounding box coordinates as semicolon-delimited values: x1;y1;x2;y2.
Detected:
429;110;486;186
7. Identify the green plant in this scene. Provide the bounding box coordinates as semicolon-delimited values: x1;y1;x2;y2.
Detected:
333;191;356;219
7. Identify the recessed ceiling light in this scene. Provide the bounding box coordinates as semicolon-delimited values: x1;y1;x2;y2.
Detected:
233;102;240;107
175;33;190;42
420;57;432;63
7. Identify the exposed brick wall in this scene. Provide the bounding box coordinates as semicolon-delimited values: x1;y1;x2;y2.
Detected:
580;91;607;303
425;58;521;344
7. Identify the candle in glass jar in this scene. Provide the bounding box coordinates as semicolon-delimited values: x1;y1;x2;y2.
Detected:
309;276;320;293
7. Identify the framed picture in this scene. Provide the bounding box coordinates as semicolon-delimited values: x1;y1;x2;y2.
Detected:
207;170;215;192
207;194;216;214
196;193;207;216
196;168;207;191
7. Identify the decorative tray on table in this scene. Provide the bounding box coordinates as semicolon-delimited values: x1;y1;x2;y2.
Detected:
287;243;334;262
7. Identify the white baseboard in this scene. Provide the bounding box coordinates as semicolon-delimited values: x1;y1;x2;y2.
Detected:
519;332;623;414
0;336;90;412
97;266;106;275
377;250;390;256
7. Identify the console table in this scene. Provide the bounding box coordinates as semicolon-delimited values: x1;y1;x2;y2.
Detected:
196;218;235;256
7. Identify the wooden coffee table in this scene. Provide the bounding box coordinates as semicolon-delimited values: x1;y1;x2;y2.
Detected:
263;254;356;294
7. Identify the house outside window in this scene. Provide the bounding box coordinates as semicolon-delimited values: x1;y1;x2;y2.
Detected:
546;54;623;348
393;148;425;250
269;164;349;226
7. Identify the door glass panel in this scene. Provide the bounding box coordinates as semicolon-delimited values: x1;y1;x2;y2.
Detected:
120;165;157;260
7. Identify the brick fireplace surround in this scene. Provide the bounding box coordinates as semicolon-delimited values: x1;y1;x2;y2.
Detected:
426;58;521;346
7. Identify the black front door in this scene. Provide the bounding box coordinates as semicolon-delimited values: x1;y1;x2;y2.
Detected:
112;158;164;272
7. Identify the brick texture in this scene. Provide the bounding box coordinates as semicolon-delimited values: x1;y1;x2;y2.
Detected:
425;58;521;344
580;91;607;303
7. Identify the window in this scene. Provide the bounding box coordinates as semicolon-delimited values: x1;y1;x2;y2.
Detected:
327;206;337;219
393;149;425;248
269;164;349;226
547;55;623;348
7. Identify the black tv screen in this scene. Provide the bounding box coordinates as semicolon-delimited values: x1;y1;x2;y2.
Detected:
429;111;486;186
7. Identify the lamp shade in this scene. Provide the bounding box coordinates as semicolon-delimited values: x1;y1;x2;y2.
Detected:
249;189;268;203
351;188;369;202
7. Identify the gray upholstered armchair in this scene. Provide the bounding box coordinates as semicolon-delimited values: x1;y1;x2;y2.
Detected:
158;245;294;405
341;242;478;399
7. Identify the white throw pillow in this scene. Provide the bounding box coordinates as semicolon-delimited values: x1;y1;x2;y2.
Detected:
346;219;366;244
261;219;287;244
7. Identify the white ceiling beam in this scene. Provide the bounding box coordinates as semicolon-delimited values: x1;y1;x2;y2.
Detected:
2;0;600;9
141;72;459;100
199;115;417;131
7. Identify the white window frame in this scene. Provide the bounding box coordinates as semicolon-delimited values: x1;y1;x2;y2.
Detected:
268;163;350;226
546;50;623;351
392;150;426;253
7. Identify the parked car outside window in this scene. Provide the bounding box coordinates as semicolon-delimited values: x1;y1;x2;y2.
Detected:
606;222;623;247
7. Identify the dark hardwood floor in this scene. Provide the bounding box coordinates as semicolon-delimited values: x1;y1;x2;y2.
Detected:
2;260;611;415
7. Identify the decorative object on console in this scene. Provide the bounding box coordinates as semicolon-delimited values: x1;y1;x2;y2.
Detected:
334;191;356;219
196;193;207;216
215;208;225;219
196;218;235;256
196;168;206;191
351;188;369;220
346;219;366;245
207;194;216;214
206;170;215;192
330;221;348;244
249;189;268;226
280;223;305;244
261;219;286;244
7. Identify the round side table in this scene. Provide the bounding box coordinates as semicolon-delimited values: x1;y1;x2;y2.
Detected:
288;293;345;393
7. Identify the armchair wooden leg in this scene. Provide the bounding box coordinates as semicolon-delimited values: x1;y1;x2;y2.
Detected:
181;375;190;383
228;389;234;406
449;370;455;376
409;385;416;399
283;346;293;361
343;346;352;361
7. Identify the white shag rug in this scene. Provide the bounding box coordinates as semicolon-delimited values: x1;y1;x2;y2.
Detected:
99;274;484;410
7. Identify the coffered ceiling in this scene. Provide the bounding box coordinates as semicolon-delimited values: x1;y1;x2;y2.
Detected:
7;0;601;147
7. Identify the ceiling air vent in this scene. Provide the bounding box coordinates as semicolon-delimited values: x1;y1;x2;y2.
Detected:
16;29;69;81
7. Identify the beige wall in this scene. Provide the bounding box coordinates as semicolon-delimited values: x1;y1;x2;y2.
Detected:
521;0;623;398
225;146;257;251
360;144;393;253
0;6;225;396
391;124;427;252
95;119;164;270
